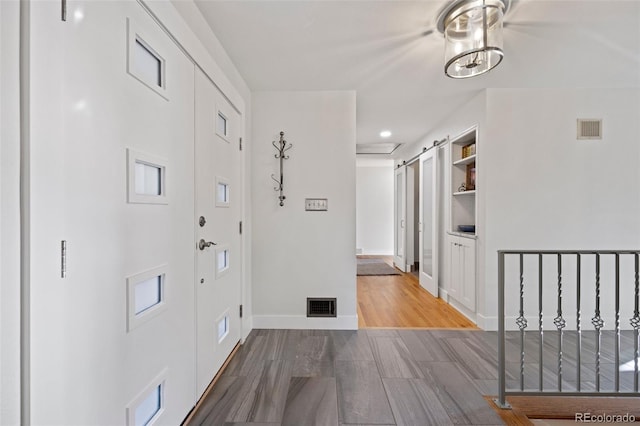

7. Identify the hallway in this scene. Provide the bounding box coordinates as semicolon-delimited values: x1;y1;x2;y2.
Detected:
357;256;476;329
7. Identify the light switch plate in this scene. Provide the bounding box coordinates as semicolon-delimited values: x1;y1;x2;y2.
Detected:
305;198;328;211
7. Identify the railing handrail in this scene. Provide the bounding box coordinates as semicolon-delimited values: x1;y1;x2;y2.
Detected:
496;249;640;409
499;250;639;255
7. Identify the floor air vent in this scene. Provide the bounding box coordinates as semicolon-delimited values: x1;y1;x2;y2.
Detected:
307;298;337;318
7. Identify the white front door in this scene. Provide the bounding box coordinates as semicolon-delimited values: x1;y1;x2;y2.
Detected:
28;1;196;423
393;166;407;271
194;69;243;398
419;149;439;296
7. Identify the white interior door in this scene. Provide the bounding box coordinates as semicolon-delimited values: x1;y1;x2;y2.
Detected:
405;165;415;272
28;1;196;424
393;166;407;271
419;149;439;296
195;69;243;398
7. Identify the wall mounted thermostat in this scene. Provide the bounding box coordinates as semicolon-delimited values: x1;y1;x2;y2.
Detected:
305;198;328;211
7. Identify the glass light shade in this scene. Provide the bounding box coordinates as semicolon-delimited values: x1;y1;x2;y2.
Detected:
444;3;504;78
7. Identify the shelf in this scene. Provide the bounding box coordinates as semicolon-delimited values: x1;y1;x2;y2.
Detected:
450;126;477;249
453;154;476;166
451;134;475;145
447;231;477;240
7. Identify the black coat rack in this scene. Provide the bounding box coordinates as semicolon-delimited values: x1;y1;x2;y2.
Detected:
271;131;292;206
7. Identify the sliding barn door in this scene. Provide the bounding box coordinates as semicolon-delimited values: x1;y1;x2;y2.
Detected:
419;149;439;296
393;166;407;271
28;2;195;423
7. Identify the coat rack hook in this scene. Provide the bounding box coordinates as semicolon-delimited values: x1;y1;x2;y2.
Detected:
270;174;281;191
271;131;292;206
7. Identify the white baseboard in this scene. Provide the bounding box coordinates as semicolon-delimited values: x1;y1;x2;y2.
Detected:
357;251;394;256
439;287;448;300
447;298;477;325
438;288;478;326
252;315;358;330
475;313;494;331
241;316;253;342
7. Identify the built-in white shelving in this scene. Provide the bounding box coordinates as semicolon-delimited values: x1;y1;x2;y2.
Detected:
452;154;476;166
453;190;476;196
447;126;478;316
450;127;477;236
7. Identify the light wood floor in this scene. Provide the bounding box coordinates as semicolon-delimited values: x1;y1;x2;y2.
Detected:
357;256;477;329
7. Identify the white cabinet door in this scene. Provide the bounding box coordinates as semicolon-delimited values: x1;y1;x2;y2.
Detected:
449;239;461;300
459;238;476;311
448;235;476;311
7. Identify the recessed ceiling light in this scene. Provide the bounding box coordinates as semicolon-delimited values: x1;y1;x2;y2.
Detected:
380;130;392;138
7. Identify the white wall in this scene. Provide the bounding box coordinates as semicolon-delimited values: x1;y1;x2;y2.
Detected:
397;88;640;330
356;158;393;255
0;1;21;423
482;88;640;330
252;91;357;329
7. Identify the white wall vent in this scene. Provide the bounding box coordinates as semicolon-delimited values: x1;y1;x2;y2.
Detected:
577;119;602;140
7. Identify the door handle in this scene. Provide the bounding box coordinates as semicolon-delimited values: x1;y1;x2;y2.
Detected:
199;239;217;250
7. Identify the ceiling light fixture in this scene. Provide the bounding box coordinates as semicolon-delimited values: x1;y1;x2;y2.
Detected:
436;0;509;79
380;130;392;138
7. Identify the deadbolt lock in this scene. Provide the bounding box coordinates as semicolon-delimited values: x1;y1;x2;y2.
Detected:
199;216;206;227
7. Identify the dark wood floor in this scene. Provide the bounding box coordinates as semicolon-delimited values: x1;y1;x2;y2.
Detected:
186;329;505;425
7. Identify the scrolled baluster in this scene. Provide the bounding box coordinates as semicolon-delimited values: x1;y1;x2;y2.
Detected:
515;253;528;391
553;254;566;391
630;253;640;392
591;253;604;392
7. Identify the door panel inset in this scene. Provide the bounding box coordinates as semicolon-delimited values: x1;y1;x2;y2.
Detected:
419;149;439;296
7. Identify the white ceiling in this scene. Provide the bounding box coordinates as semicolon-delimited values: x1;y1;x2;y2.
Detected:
192;0;640;148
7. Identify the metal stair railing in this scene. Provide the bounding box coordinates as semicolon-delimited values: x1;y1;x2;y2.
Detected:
496;250;640;409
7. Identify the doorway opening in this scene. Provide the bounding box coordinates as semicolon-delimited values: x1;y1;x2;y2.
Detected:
355;152;475;329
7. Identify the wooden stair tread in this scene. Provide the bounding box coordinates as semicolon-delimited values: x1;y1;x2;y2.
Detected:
506;395;640;420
